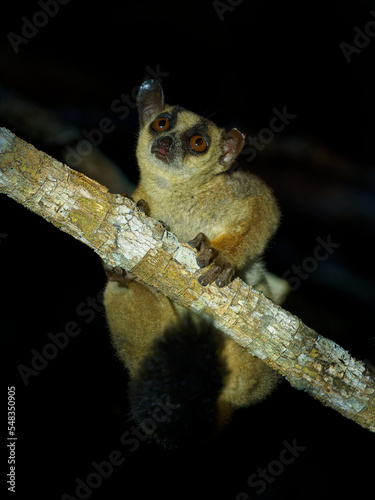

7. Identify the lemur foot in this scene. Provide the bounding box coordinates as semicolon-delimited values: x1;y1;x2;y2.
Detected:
102;261;135;285
188;232;235;288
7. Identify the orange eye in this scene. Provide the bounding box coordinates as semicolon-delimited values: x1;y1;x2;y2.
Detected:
152;117;170;131
190;135;208;153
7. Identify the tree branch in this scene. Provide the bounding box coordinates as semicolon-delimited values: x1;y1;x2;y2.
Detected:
1;127;374;433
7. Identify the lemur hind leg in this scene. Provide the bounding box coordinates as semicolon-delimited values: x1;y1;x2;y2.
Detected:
103;266;179;378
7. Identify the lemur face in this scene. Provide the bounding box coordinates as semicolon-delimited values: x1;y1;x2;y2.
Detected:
136;80;246;179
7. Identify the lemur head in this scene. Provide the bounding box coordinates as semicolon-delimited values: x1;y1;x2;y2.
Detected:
136;80;245;182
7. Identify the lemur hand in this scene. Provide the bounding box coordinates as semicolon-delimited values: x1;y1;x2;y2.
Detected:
188;232;235;288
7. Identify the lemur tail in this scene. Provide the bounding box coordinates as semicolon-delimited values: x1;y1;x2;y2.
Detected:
128;315;229;449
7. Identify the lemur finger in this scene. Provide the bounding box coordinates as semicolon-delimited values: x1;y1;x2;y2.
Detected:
196;247;218;268
198;264;223;286
198;254;226;286
188;232;218;268
157;220;169;231
215;263;235;288
102;260;131;284
188;232;209;250
136;199;149;215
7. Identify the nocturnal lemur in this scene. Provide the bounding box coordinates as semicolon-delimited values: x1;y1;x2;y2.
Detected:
103;79;283;448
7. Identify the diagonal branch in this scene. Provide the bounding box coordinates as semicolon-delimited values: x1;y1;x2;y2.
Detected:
1;127;374;433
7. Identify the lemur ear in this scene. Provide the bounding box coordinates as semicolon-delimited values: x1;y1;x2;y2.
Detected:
219;128;246;167
137;79;165;127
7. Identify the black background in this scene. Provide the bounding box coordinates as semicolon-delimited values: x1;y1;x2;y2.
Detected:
1;1;375;499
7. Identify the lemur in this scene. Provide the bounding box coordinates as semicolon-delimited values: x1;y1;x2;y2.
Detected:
103;80;283;448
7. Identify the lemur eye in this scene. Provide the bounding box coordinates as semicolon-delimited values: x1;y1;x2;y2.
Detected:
152;117;170;131
190;135;208;153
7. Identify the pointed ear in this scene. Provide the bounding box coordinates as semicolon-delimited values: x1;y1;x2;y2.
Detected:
137;79;165;127
219;128;246;167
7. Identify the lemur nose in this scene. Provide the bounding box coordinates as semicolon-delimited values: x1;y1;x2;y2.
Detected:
157;136;173;152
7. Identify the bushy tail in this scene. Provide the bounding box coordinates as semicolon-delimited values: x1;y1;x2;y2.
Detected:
128;315;228;449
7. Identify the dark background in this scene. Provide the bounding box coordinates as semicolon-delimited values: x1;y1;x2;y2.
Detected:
1;1;375;499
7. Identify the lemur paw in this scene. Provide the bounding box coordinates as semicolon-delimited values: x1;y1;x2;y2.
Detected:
188;232;235;288
136;199;169;230
102;260;135;285
136;199;149;215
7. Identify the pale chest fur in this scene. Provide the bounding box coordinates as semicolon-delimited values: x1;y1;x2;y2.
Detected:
148;187;228;242
134;176;243;243
134;169;276;246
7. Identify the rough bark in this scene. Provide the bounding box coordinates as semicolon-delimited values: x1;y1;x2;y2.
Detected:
1;127;374;433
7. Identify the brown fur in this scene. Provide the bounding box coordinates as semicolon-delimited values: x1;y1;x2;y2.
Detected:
104;80;283;437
